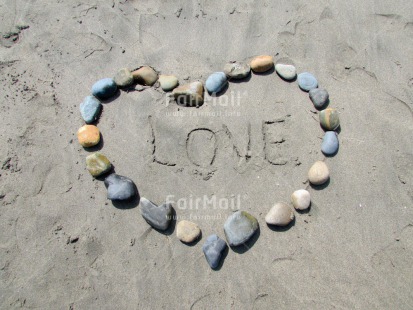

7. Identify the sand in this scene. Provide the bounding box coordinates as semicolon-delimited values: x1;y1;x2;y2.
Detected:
1;0;413;309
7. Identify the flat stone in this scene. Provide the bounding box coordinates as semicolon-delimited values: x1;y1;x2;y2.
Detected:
250;55;274;73
176;220;201;243
224;211;258;246
265;202;294;226
80;96;102;124
309;88;329;109
319;108;340;130
104;173;137;201
113;68;134;87
140;197;172;231
202;234;227;269
158;74;179;91
91;78;117;100
205;72;227;94
297;72;318;92
321;131;339;155
291;190;311;210
172;81;204;107
223;61;251;79
77;125;100;147
86;152;112;177
275;64;297;80
132;66;158;86
308;161;330;185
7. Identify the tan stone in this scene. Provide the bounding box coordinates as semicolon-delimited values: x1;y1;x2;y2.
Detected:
176;220;201;243
77;125;100;147
265;202;294;226
308;161;330;185
250;55;274;73
132;66;158;86
172;81;204;107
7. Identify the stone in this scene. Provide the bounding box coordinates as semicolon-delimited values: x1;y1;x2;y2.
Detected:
202;234;227;269
86;152;112;177
158;74;179;91
250;55;274;73
309;88;329;109
275;64;297;80
223;61;251;79
308;161;330;185
265;202;294;226
104;173;137;201
321;131;339;155
224;211;258;246
113;68;134;88
319;108;340;130
140;197;172;231
80;96;102;124
172;81;204;107
176;220;201;243
291;190;311;211
205;72;227;94
77;125;100;147
297;72;318;92
91;78;117;100
132;66;158;86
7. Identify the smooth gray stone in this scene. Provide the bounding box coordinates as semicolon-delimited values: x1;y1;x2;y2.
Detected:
104;174;137;201
140;197;172;231
297;72;318;92
223;61;251;79
309;88;329;109
202;234;227;269
80;96;102;124
223;211;259;246
321;131;339;155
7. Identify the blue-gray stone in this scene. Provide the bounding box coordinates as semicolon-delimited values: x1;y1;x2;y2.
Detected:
321;131;339;155
202;234;227;269
297;72;318;92
140;197;172;231
205;72;227;94
104;174;137;201
80;96;102;123
91;78;117;100
224;211;259;246
309;88;329;109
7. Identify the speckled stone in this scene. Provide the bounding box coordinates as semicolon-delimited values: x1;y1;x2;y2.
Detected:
308;161;330;185
91;78;117;100
77;125;100;147
132;66;158;86
291;190;311;211
265;202;294;226
321;131;339;155
223;61;251;79
104;173;137;201
158;74;179;91
86;152;112;177
275;64;297;80
140;197;172;231
319;108;340;131
176;220;201;243
205;72;227;94
113;68;134;88
172;81;204;107
309;88;329;109
80;96;102;124
250;55;274;73
297;72;318;92
202;234;227;269
224;211;258;246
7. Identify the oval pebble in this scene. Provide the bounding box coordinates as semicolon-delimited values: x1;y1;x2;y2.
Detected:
86;152;112;177
77;125;100;147
132;66;158;86
250;55;274;73
205;72;227;94
202;234;227;269
321;131;339;155
91;78;117;100
80;96;102;124
319;108;340;131
113;68;134;88
176;220;201;243
308;161;330;185
158;74;179;91
297;72;318;92
223;61;251;79
291;190;311;210
265;202;294;226
104;173;137;201
275;64;297;80
309;88;329;109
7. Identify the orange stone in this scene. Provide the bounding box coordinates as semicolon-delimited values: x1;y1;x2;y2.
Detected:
77;125;100;147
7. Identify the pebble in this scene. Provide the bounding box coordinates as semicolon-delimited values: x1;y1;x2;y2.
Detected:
104;173;137;201
265;202;294;226
91;78;117;100
172;81;204;107
158;74;179;91
77;125;100;147
291;190;311;211
275;64;297;80
297;72;318;91
205;72;227;94
176;220;201;243
202;234;227;269
86;152;112;177
113;68;134;88
309;88;329;109
308;161;330;185
140;197;172;231
224;210;258;246
132;66;158;86
321;131;339;155
80;96;102;124
223;61;251;79
250;55;274;73
319;108;340;130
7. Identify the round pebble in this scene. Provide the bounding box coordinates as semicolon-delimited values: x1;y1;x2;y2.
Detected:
275;64;297;80
132;66;158;86
308;161;330;185
176;220;201;243
265;202;294;226
80;96;101;124
113;68;134;88
158;74;179;91
205;72;227;94
297;72;318;92
223;61;251;79
77;125;100;147
321;131;339;155
319;108;340;130
291;190;311;211
86;152;112;177
309;88;329;109
104;173;137;201
250;55;274;73
91;78;117;100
